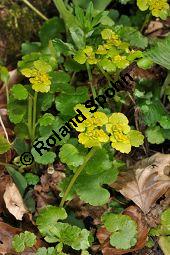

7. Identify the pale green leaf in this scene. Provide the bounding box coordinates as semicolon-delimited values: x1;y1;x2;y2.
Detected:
102;213;137;250
12;231;36;252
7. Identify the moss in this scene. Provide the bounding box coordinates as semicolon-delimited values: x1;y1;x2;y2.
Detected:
0;0;52;65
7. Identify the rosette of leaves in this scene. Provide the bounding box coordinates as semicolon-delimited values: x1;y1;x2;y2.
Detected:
36;205;92;251
102;213;138;249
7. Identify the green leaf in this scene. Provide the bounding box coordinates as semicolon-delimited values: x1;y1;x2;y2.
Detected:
36;247;56;255
13;137;29;155
39;17;64;46
52;39;75;55
11;84;28;100
21;42;41;55
161;208;170;235
39;113;55;127
0;66;9;83
55;87;89;117
59;144;84;168
8;98;27;124
84;148;112;175
70;26;85;49
38;93;54;112
31;149;56;165
146;126;165;144
44;222;92;251
0;136;10;154
24;189;36;213
159;116;170;129
36;205;67;236
116;26;148;49
137;57;153;69
147;36;170;70
6;166;27;196
74;50;86;64
102;213;137;249
12;231;36;252
141;100;166;126
74;168;118;206
25;173;40;185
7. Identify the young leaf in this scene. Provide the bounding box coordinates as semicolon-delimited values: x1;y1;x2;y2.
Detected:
44;222;92;251
102;213;137;249
36;247;56;255
11;84;28;100
36;205;67;236
39;113;55;127
25;173;40;186
0;136;10;154
12;231;36;252
59;144;84;167
146;126;165;144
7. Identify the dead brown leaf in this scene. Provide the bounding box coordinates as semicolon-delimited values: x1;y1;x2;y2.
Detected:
0;175;11;213
3;182;28;220
111;153;170;214
97;206;149;255
0;221;21;255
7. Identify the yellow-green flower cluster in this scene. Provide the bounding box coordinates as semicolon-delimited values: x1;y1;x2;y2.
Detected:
74;29;143;72
21;60;52;93
73;105;144;153
137;0;169;20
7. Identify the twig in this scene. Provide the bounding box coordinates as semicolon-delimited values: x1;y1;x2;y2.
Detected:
0;114;10;144
21;0;48;21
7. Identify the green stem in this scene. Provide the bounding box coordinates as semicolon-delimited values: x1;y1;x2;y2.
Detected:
32;92;38;141
28;95;33;141
21;0;48;21
86;63;97;99
60;147;96;207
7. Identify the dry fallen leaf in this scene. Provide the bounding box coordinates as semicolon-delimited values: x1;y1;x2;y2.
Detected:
111;153;170;214
97;206;149;255
0;221;21;255
3;182;28;220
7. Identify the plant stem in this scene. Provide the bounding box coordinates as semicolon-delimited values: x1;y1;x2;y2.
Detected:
32;92;38;141
21;0;48;21
0;114;10;144
86;63;97;99
28;95;33;141
60;147;96;207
